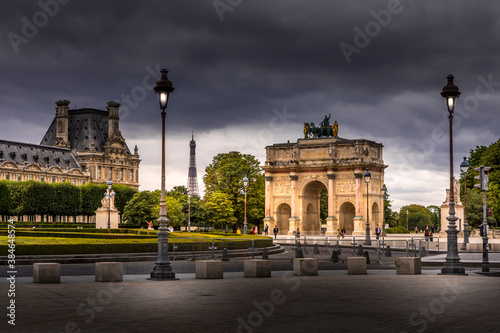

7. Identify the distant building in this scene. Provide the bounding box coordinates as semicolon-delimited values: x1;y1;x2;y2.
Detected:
40;100;140;189
0;139;88;185
0;100;140;190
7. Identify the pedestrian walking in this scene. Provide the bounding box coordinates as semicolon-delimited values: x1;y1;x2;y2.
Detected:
375;224;381;240
264;224;269;236
296;228;301;239
273;225;279;240
424;224;430;241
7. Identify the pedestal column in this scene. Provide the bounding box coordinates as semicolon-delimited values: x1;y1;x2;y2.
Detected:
353;171;365;235
263;175;275;226
289;174;299;235
325;173;337;235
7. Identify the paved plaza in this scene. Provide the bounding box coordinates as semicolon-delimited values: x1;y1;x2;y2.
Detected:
2;235;499;332
2;266;500;332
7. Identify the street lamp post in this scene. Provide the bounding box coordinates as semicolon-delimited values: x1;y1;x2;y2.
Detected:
187;191;191;232
460;157;470;251
243;175;249;234
406;207;409;231
363;168;371;245
381;184;387;237
440;74;466;275
107;178;113;229
150;69;176;280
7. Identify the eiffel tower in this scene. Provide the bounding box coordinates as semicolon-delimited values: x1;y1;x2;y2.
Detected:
187;132;200;197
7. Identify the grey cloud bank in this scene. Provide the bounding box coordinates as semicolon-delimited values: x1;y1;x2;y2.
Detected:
1;0;499;209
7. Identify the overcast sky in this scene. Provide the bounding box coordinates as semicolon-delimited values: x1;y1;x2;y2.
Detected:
1;0;499;211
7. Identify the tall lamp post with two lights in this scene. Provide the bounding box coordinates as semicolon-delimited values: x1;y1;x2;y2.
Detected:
242;175;249;234
150;69;176;280
381;184;387;237
363;168;371;245
460;157;470;251
440;74;466;275
106;178;114;229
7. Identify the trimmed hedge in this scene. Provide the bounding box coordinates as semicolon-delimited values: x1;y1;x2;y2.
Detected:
0;231;157;239
0;237;273;255
0;227;156;235
385;226;411;234
0;222;94;228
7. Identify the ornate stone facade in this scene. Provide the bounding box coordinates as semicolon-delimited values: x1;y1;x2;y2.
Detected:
1;101;140;190
0;140;88;185
41;100;141;189
440;178;465;235
263;137;387;235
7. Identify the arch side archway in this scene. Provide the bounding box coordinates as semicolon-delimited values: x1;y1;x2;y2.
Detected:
275;203;291;235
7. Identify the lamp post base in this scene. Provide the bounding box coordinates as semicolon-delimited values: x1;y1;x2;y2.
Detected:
440;227;467;275
363;223;371;245
149;264;177;280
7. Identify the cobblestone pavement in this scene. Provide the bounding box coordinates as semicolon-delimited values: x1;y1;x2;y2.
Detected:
0;245;413;278
1;270;499;333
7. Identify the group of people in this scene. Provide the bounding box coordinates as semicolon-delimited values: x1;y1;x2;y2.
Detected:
336;227;347;239
143;221;174;232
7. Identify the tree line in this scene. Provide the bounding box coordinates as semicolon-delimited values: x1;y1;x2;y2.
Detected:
122;152;265;230
0;180;137;222
460;138;500;228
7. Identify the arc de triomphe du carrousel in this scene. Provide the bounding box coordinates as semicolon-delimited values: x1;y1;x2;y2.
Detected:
263;115;387;236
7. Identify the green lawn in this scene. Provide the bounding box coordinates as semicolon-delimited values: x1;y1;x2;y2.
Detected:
0;230;273;255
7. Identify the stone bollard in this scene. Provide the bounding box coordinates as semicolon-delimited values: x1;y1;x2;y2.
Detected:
295;248;304;258
33;263;61;283
244;259;271;278
95;262;123;282
293;258;318;276
262;248;269;260
420;246;428;257
331;248;340;263
313;244;320;255
196;260;224;279
385;245;392;257
363;250;370;264
395;257;421;275
222;248;230;261
347;257;367;275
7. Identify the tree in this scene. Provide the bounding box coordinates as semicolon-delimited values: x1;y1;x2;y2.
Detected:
123;191;160;227
399;205;432;231
204;191;236;228
50;182;81;220
427;205;441;230
465;188;496;229
383;186;397;227
203;151;265;229
0;181;11;220
112;184;138;218
122;190;185;228
81;183;107;221
461;139;500;228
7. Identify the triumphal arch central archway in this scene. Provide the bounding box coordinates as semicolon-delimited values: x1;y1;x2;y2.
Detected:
262;116;387;236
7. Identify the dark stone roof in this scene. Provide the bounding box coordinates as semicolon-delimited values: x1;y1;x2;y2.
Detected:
0;140;80;169
40;108;131;154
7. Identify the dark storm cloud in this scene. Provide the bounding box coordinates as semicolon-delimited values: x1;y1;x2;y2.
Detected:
1;0;500;205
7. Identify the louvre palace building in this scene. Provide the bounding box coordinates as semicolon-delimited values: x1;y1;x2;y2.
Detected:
0;100;140;190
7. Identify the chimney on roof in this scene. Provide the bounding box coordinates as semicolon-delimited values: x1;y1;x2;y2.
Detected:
54;100;70;148
107;101;120;139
